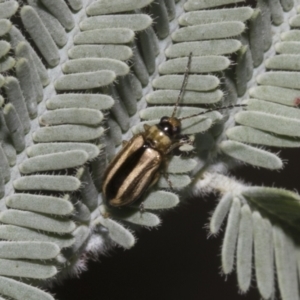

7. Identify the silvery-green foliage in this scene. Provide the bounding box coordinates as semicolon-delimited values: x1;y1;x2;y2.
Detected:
0;0;300;299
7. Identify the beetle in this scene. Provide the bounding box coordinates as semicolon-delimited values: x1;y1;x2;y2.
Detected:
102;53;246;208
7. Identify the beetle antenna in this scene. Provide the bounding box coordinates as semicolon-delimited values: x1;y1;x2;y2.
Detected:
178;104;247;121
171;52;193;118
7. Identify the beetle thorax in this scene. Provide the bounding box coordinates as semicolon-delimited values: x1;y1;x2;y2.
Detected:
143;125;172;153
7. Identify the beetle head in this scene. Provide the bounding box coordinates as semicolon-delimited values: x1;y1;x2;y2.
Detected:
158;116;181;138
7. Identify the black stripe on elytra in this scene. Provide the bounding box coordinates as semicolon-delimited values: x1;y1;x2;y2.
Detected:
105;144;147;201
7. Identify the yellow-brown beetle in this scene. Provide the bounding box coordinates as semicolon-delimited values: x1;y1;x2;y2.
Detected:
102;116;186;207
102;53;246;208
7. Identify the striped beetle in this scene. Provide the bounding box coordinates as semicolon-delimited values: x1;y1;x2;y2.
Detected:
102;53;246;208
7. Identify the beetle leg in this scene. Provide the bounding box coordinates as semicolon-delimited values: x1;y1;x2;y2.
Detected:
159;158;174;190
179;134;191;143
101;209;111;219
181;138;194;147
103;212;110;218
143;124;151;131
165;136;194;154
139;202;145;214
162;172;173;190
121;140;128;147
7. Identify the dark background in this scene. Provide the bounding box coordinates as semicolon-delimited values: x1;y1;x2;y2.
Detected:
52;148;299;300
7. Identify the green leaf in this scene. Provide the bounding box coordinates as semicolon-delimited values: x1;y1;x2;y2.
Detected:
281;29;300;41
172;21;245;42
62;58;129;76
226;126;300;148
80;14;152;31
46;93;114;110
0;258;56;279
122;211;160;227
142;191;179;210
15;42;44;103
74;28;135;44
165;40;241;57
0;146;10;183
67;225;90;254
86;0;153;15
0;210;75;233
222;197;241;274
235;45;250;96
236;205;253;292
6;194;73;216
273;226;298;300
159;56;230;74
28;0;67;47
0;1;18;19
3;104;25;153
15;58;38;117
33;125;104;142
152;74;219;91
40;0;74;30
0;225;74;248
243;187;300;231
220;140;283;169
157;174;191;189
249;9;264;67
13;175;81;192
265;54;300;71
0;241;59;260
184;0;245;11
0;19;12;37
140;106;221;120
21;6;60;67
235;111;300;137
179;7;253;25
249;85;300;106
26;142;100;160
0;56;15;72
68;44;133;60
167;156;197;173
275;41;300;54
146;89;223;105
257;71;300;89
72;202;91;223
54;70;116;90
247;98;300;119
40;108;103;126
19;150;88;174
210;193;233;235
0;276;54;300
95;215;135;249
252;212;274;299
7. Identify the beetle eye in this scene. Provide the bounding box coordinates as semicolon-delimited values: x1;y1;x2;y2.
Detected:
160;116;169;123
158;117;181;136
161;123;173;136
